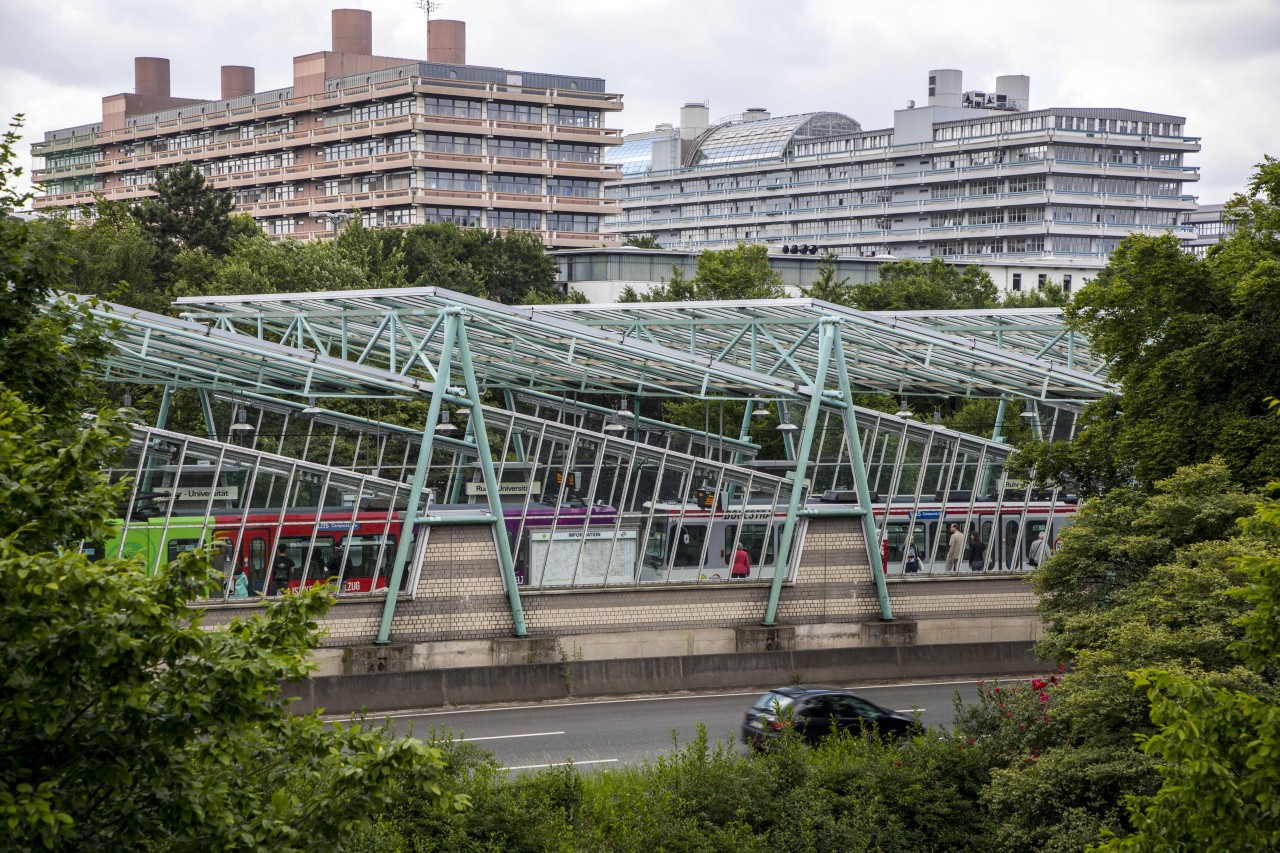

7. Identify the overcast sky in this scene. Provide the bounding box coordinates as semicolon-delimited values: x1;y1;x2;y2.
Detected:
2;0;1276;204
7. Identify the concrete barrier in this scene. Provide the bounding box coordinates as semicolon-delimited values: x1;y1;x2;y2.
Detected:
289;640;1044;715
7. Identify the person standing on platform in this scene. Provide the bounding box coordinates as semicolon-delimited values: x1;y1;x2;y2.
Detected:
269;544;295;596
945;523;964;572
731;545;751;579
967;529;987;572
1028;531;1049;568
905;539;921;574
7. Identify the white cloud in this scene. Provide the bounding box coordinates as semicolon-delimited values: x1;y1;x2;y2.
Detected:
2;0;1275;203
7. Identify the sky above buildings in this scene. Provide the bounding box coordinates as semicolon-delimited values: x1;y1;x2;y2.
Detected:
1;0;1276;204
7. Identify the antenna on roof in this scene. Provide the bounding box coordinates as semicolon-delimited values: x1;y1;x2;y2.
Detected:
415;0;441;21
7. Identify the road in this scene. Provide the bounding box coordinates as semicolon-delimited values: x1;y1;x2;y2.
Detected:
353;677;1005;771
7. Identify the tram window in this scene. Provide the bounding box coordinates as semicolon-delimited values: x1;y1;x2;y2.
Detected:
885;523;908;564
644;521;667;566
281;536;336;581
211;538;234;577
166;537;203;563
343;535;397;577
726;524;776;565
248;538;267;574
885;523;926;566
671;524;707;566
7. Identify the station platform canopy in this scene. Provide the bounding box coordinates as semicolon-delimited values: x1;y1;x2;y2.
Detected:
533;298;1114;405
173;288;803;403
877;308;1105;378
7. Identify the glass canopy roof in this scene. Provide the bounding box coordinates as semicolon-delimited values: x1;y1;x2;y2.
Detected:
690;112;861;167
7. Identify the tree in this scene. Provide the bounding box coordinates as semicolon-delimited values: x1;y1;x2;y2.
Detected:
799;253;858;305
632;243;785;302
130;162;249;275
1022;161;1280;493
1001;281;1070;308
1030;460;1260;663
624;234;663;249
849;257;998;311
0;120;466;849
1096;487;1280;852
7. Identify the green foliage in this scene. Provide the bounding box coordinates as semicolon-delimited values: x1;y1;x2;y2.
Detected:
849;257;998;310
623;234;663;249
798;253;858;305
1000;281;1071;308
636;243;786;302
130;161;240;275
355;723;994;852
1031;460;1260;663
0;130;465;849
1095;490;1280;852
1025;159;1280;492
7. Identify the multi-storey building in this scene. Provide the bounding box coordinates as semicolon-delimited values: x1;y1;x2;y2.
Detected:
606;70;1200;281
1184;203;1236;257
32;8;623;245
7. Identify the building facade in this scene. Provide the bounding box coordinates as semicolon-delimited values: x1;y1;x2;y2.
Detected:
1185;203;1235;257
606;70;1200;279
32;9;623;245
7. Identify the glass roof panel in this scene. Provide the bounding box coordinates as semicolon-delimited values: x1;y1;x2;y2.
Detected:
690;112;860;167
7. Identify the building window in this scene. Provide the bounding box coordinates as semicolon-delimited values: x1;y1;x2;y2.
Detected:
1011;273;1022;291
491;174;541;195
1037;273;1048;288
547;177;601;198
547;142;600;163
422;133;482;155
490;209;540;231
1063;274;1072;292
421;206;481;227
547;106;601;128
547;212;600;233
491;138;540;159
421;170;481;192
489;102;541;123
422;97;481;118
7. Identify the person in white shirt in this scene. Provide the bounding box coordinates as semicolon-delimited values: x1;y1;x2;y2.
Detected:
1028;531;1050;567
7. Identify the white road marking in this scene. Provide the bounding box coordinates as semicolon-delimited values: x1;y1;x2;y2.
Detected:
462;731;565;742
353;677;1009;721
506;758;619;771
895;709;925;713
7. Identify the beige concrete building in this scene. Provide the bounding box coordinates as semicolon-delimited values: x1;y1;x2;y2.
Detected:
32;8;623;246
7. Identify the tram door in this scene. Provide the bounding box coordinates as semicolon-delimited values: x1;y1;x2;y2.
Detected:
237;528;272;593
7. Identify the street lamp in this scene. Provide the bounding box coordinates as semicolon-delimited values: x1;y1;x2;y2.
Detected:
310;211;355;232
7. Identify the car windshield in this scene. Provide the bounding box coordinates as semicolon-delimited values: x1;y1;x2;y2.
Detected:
751;691;795;713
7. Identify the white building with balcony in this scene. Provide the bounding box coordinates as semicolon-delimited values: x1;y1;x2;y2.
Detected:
606;70;1199;287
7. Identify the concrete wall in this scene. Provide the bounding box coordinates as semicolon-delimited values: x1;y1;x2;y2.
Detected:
203;517;1041;656
289;639;1044;715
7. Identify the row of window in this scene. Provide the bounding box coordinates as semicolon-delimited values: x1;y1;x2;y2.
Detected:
262;208;601;233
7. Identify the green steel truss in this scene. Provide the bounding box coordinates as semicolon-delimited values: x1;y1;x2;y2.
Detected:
80;291;1079;638
532;298;1115;404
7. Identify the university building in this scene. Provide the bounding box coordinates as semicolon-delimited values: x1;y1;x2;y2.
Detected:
31;8;623;245
606;69;1200;284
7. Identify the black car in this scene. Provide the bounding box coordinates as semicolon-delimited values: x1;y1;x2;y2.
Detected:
740;686;918;748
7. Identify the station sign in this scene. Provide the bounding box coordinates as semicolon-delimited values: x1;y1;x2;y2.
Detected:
157;485;239;502
465;481;542;497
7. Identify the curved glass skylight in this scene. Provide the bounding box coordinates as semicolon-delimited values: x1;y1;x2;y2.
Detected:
690;112;861;167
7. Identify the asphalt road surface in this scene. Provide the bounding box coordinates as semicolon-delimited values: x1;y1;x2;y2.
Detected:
353;677;1009;771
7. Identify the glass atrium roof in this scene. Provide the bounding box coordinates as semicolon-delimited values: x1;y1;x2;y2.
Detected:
611;136;662;176
690;112;861;167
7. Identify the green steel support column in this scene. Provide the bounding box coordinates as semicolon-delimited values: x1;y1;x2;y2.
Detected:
376;312;458;645
991;396;1008;444
155;386;174;430
447;415;476;503
779;400;797;461
763;320;837;626
197;389;217;441
455;319;527;636
502;389;527;462
830;328;893;620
